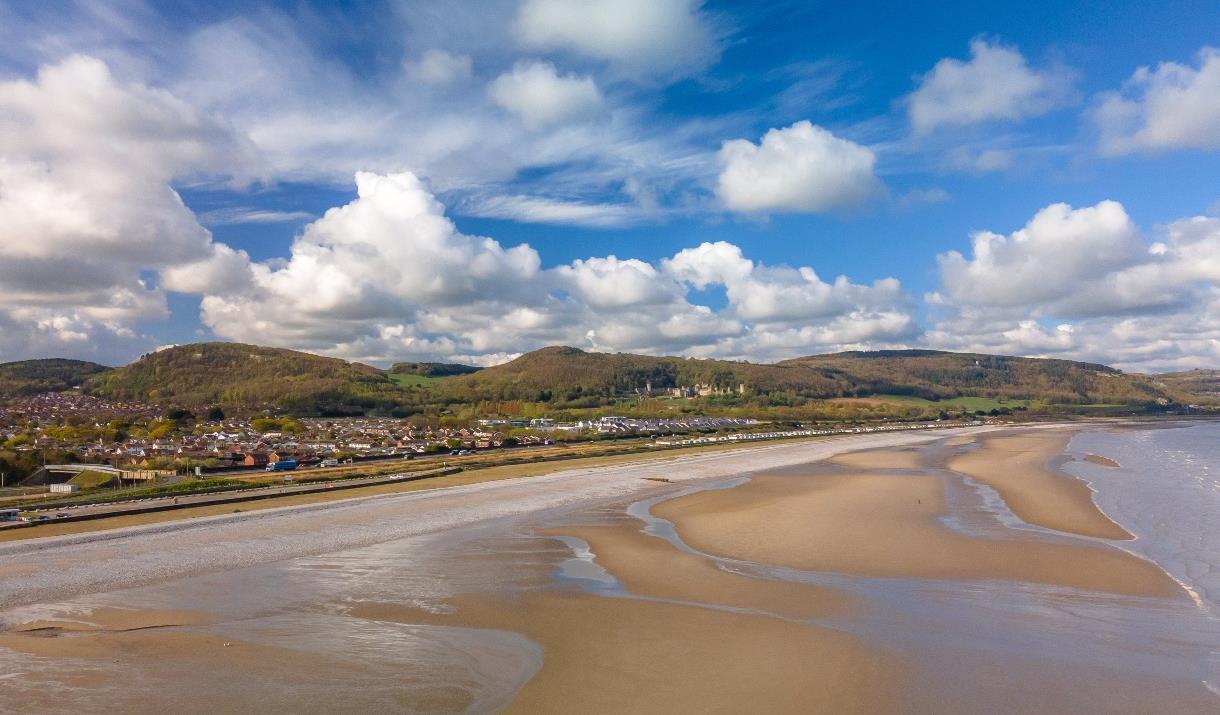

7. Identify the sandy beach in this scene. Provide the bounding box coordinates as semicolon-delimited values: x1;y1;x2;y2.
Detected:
2;424;1217;713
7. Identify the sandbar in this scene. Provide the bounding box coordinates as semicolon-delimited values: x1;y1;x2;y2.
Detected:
947;430;1131;539
655;451;1178;598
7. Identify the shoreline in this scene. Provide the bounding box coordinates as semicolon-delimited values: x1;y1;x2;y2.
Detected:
1062;424;1220;612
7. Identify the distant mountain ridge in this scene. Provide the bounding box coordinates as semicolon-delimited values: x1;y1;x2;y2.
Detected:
1152;369;1220;403
0;342;1208;415
443;346;1171;407
777;350;1155;405
389;361;482;377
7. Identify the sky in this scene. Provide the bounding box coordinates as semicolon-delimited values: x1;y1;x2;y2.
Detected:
1;0;1219;372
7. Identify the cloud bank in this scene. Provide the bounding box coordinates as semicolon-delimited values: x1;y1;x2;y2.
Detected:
928;201;1220;370
195;171;916;364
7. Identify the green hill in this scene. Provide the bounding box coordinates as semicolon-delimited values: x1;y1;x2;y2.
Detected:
437;346;848;406
0;358;111;398
84;343;404;415
1149;369;1220;404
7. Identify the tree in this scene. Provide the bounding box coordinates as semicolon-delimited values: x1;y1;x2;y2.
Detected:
148;423;174;439
205;406;225;421
251;417;280;433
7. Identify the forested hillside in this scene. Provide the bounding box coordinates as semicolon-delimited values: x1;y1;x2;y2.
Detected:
781;350;1169;404
84;343;403;415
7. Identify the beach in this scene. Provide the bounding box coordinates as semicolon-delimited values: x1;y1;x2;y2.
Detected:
1;423;1217;713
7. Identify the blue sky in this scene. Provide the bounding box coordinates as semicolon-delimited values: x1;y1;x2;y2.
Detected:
1;0;1219;370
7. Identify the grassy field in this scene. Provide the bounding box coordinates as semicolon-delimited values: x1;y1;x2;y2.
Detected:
387;373;435;387
67;470;117;489
872;394;1039;412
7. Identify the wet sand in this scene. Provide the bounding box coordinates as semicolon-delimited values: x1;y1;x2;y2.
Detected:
0;611;481;712
354;593;903;715
830;446;925;470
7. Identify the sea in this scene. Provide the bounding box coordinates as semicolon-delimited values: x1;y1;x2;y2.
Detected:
1064;421;1220;611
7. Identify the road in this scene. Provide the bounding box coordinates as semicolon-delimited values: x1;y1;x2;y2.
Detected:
3;467;458;527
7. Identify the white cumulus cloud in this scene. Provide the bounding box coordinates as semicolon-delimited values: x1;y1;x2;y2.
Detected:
555;257;680;310
936;200;1146;315
488;60;604;128
200;172;545;353
715;121;882;214
666;241;913;329
907;38;1073;134
1094;46;1220;155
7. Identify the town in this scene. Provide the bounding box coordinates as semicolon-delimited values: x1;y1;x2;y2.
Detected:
0;391;776;483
